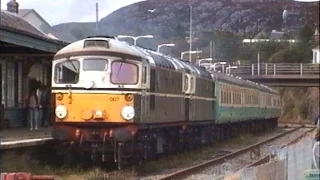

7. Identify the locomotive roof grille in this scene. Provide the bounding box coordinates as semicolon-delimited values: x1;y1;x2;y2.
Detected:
83;40;109;48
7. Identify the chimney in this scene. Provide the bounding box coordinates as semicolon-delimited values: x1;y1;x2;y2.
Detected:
7;0;19;14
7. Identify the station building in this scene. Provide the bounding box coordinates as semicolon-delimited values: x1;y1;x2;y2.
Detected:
0;1;69;128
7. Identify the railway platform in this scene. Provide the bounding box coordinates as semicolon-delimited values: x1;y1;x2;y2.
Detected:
0;127;53;150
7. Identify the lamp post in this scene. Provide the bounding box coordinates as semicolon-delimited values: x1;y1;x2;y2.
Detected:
117;35;154;46
181;50;202;61
197;58;213;66
212;62;227;72
226;66;238;75
189;2;193;63
157;43;175;52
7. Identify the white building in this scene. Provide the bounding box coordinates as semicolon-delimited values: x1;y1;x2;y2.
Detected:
312;46;320;64
17;9;77;43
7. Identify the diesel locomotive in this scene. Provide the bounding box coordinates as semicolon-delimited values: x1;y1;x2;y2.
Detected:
51;36;281;169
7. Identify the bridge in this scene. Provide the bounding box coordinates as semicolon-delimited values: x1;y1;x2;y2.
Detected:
227;63;320;87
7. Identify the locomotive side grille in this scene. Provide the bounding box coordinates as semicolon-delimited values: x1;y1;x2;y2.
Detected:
84;40;109;48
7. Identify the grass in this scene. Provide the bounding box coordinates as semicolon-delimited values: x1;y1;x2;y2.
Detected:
1;129;278;180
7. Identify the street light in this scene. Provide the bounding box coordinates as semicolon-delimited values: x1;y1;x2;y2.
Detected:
212;62;227;72
197;58;213;66
157;43;175;52
117;35;154;46
181;50;202;61
226;66;238;75
188;2;193;63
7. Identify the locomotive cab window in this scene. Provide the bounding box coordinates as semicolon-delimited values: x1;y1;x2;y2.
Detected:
111;61;139;85
83;58;108;71
54;59;80;84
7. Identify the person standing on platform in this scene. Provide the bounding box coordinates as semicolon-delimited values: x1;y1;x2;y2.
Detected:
26;90;39;131
40;85;50;128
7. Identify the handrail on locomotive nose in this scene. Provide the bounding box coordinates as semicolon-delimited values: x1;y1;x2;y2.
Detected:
66;85;73;104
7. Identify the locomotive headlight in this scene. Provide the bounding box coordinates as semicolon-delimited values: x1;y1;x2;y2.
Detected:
55;105;67;119
84;80;94;89
121;106;135;121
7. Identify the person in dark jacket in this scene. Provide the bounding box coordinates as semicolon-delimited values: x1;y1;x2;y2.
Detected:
39;85;50;127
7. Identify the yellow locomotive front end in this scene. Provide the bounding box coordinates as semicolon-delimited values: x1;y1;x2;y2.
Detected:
54;92;135;123
51;37;149;151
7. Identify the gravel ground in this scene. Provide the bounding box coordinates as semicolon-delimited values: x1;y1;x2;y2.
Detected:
185;127;313;180
136;127;292;180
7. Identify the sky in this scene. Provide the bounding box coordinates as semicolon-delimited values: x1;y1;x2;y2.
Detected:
1;0;145;25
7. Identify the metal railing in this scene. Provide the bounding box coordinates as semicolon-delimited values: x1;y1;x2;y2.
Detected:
229;63;320;76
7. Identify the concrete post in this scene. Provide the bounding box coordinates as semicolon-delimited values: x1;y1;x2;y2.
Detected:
265;63;268;75
252;64;254;75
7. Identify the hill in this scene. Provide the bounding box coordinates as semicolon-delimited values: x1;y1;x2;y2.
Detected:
52;0;319;48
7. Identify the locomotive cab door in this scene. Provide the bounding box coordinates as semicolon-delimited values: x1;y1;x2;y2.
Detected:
141;64;149;123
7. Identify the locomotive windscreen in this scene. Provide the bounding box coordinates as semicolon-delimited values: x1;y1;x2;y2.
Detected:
110;61;139;85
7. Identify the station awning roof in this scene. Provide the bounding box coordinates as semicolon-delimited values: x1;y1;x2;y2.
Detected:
0;11;69;54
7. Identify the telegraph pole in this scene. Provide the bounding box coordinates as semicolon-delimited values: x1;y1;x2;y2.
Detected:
257;52;260;75
0;0;2;26
210;41;213;59
95;2;99;35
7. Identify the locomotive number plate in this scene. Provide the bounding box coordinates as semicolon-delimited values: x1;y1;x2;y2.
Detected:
109;97;120;101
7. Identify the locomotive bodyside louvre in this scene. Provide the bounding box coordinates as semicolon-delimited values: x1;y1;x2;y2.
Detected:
144;66;185;123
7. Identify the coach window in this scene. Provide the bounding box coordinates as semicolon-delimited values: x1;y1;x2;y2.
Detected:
83;58;108;71
54;59;80;84
111;61;139;84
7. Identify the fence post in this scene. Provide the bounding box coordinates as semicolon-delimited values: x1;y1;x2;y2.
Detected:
265;63;268;75
252;64;254;75
273;64;276;75
300;63;303;75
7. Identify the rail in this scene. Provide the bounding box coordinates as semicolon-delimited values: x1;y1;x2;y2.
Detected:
228;63;320;76
158;126;305;180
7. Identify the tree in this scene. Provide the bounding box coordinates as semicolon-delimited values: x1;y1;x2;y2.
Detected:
209;30;242;61
298;24;314;45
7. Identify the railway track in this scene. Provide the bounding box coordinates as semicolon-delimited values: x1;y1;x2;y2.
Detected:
1;124;314;180
158;125;315;180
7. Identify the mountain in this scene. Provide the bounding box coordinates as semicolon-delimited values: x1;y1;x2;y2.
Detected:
52;0;319;50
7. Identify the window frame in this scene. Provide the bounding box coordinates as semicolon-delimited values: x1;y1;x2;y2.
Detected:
82;58;108;71
110;60;139;85
54;59;80;84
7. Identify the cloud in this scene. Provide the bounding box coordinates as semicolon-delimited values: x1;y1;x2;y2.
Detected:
1;0;144;25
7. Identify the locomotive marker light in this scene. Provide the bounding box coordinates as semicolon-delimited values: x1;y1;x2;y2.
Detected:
121;106;135;120
125;94;133;101
55;105;67;119
56;93;64;100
